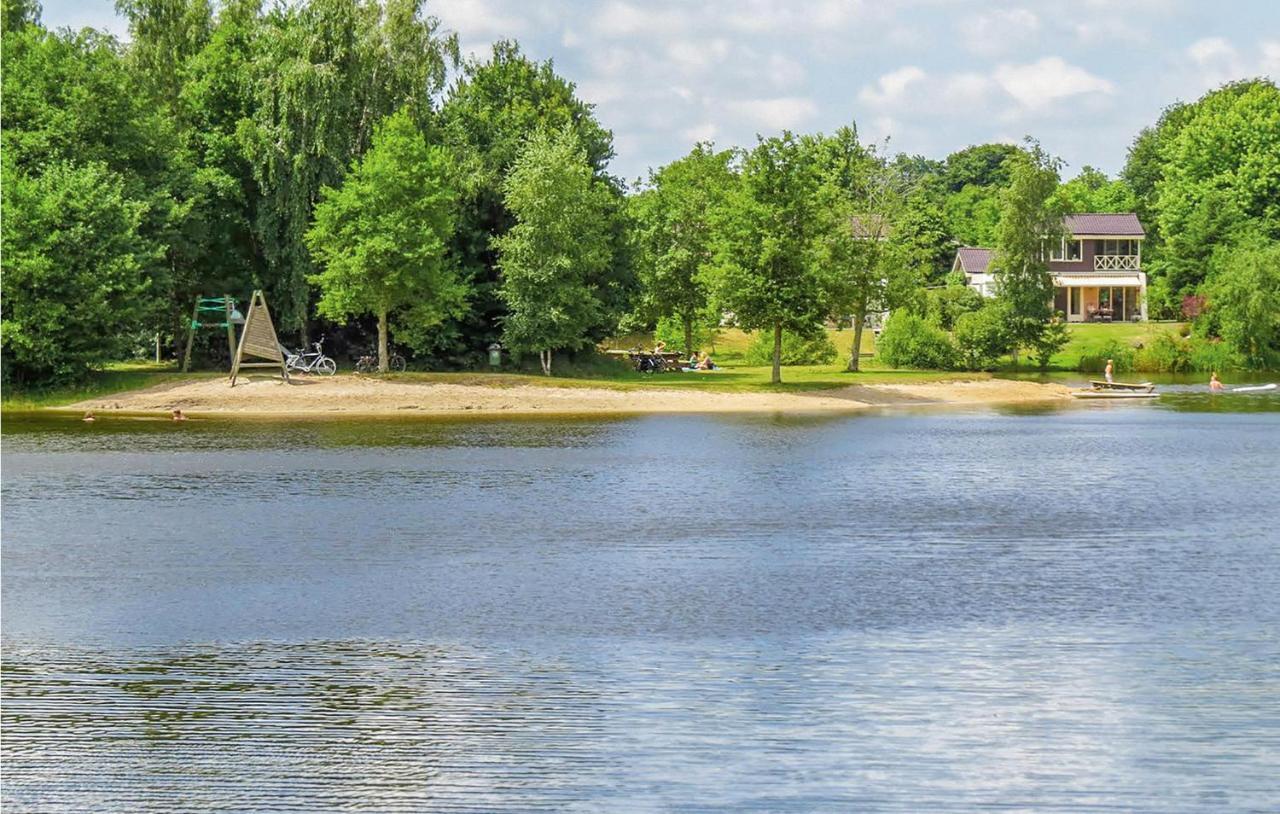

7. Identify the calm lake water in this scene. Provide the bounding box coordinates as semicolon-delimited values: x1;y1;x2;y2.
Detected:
3;393;1279;812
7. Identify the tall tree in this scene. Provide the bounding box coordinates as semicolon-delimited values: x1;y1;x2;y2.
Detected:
812;131;917;371
495;127;615;375
710;133;827;384
437;40;618;363
2;159;158;383
994;141;1063;359
237;0;457;333
306;108;463;372
632;142;734;356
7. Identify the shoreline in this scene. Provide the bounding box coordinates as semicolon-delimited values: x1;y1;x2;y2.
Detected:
57;374;1074;418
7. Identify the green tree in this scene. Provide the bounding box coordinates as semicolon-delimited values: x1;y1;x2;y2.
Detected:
305;108;463;372
943;143;1022;192
1054;166;1136;214
1145;80;1280;313
994;142;1063;360
495;127;615;375
1029;313;1069;370
438;40;618;363
1;160;158;383
1202;238;1280;368
238;0;457;333
812;131;919;371
944;183;1003;246
709;133;827;384
2;21;186;356
632;142;734;356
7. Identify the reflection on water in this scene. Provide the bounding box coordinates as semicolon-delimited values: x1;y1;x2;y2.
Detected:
3;406;1280;811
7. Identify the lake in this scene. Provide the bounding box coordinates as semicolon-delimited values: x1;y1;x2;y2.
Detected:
3;394;1279;812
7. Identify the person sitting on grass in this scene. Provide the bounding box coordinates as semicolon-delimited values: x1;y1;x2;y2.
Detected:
687;351;699;369
696;352;716;371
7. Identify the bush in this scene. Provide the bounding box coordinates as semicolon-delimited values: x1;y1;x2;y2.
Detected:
744;329;838;366
1135;331;1192;373
953;303;1012;370
1030;316;1070;371
923;285;983;331
1079;339;1136;373
876;312;957;370
1187;337;1243;372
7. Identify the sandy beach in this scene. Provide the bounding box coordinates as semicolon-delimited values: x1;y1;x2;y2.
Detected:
66;374;1072;416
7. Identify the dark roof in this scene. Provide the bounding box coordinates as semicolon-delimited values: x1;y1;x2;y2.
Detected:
1063;213;1145;237
955;247;994;274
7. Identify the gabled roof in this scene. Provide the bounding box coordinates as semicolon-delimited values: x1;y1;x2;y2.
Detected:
1063;213;1145;237
955;246;994;274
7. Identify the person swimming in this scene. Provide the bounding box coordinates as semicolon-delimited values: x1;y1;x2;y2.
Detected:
1209;372;1224;392
82;411;95;423
172;409;188;421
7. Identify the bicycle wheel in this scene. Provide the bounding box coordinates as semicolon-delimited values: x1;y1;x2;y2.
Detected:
355;357;373;374
389;354;406;373
316;357;337;376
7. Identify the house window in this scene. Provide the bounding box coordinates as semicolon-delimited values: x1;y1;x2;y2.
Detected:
1100;239;1136;256
1051;238;1082;261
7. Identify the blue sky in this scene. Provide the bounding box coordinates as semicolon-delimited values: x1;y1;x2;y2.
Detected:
40;0;1280;182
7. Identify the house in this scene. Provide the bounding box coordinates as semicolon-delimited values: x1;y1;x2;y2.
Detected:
953;213;1148;322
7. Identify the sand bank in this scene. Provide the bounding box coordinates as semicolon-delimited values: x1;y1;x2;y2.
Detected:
66;374;1071;417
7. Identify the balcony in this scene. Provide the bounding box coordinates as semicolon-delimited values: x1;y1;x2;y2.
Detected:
1095;254;1140;270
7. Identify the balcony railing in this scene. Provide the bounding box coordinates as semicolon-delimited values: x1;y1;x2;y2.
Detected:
1095;254;1140;270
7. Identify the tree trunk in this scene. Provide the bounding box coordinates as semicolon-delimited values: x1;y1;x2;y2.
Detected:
771;323;783;384
683;317;694;358
541;349;552;376
848;311;865;372
377;309;389;373
1011;345;1019;367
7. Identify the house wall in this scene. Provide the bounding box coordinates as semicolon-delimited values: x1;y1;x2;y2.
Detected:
1048;238;1093;273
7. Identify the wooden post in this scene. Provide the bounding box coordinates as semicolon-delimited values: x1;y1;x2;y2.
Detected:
224;295;237;368
181;299;199;372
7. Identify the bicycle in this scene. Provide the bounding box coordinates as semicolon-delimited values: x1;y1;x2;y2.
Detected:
283;341;337;375
355;351;406;373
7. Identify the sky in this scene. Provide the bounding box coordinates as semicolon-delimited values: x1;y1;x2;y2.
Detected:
39;0;1280;183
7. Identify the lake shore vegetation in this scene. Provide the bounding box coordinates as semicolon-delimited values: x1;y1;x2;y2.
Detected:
3;1;1278;400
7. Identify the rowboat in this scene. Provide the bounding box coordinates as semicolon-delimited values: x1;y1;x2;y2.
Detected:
1230;383;1277;393
1089;380;1155;392
1071;390;1159;399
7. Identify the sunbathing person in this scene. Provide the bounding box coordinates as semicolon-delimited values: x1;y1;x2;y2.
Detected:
696;352;716;371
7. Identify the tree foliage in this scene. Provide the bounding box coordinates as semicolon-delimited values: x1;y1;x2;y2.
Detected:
1203;238;1280;368
1;161;158;383
495;127;616;374
994;141;1063;353
631;142;734;356
708;133;827;383
306;109;464;371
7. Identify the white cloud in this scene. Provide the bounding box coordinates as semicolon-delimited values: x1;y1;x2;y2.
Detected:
432;0;529;38
857;66;926;106
681;122;719;143
1183;37;1280;91
725;96;819;131
960;8;1040;56
993;57;1115;110
592;1;688;37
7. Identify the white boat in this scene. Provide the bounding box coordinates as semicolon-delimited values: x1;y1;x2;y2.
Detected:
1230;383;1277;393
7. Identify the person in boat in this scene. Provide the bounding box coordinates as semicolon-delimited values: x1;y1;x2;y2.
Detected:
1104;359;1114;384
1209;372;1224;392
